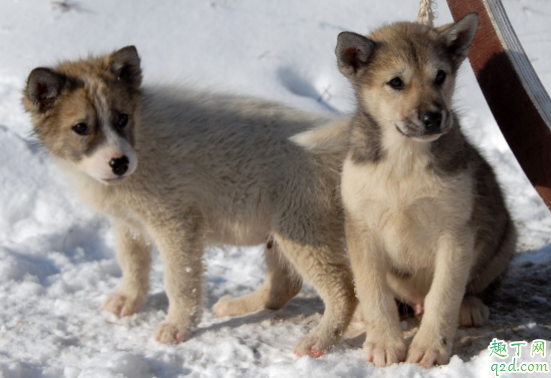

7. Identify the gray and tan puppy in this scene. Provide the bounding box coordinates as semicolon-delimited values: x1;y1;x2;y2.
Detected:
22;46;356;357
295;14;516;367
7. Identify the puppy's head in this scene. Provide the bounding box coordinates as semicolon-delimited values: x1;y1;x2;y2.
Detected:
336;13;478;142
23;46;142;184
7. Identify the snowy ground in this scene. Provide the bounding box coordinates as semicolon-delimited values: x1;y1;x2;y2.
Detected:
0;0;550;377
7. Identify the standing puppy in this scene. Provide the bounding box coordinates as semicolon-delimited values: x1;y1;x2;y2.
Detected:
337;14;515;367
22;46;356;357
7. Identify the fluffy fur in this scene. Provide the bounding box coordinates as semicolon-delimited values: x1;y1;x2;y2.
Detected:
295;14;516;367
22;47;357;357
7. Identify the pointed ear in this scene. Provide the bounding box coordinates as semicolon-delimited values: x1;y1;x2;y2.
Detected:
110;45;142;90
335;32;375;79
25;67;66;112
439;13;479;65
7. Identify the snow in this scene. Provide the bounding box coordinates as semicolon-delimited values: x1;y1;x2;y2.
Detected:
0;0;550;377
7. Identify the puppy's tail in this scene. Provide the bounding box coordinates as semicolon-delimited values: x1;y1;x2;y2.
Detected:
290;117;350;154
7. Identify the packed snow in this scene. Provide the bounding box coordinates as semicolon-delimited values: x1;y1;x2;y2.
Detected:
0;0;550;377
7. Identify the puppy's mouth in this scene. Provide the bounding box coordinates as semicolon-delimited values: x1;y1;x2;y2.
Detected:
412;133;442;142
395;119;451;142
412;133;444;142
100;176;129;185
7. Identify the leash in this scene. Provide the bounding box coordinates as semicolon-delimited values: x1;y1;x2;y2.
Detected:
416;0;435;26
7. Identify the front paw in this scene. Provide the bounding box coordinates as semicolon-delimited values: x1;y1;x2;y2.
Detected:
102;290;144;317
406;332;451;368
364;336;406;367
155;322;191;344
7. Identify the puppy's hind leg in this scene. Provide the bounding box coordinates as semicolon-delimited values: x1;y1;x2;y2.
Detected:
461;217;516;327
274;233;356;358
102;222;152;317
459;296;489;327
213;238;302;317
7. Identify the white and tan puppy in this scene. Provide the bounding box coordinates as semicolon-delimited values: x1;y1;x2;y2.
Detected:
23;47;356;357
296;14;516;367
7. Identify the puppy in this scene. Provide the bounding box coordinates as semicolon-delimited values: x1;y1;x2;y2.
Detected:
296;14;516;367
22;46;356;357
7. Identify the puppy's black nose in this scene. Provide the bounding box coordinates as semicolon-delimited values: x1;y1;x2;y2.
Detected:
109;156;129;176
421;111;442;129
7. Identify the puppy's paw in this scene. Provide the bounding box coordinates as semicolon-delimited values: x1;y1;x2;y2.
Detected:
406;333;450;368
343;306;367;339
213;296;250;317
102;290;143;317
364;338;406;367
154;322;191;344
294;332;336;358
459;296;489;327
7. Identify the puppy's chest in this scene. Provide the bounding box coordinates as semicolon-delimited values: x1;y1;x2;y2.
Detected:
68;171;152;224
343;157;473;261
360;164;447;226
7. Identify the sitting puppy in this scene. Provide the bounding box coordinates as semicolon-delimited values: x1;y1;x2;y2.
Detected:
295;14;516;367
22;46;356;357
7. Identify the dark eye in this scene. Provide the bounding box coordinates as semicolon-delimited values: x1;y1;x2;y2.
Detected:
388;77;404;90
72;123;89;135
118;113;129;128
435;70;446;85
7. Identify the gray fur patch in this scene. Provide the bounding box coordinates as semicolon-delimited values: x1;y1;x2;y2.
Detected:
349;110;384;164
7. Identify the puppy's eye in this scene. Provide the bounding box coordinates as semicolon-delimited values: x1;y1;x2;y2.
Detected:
118;113;129;128
435;70;446;85
388;77;404;90
72;123;89;135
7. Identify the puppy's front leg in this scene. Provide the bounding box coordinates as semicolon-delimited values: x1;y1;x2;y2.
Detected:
148;210;205;344
102;222;152;317
346;219;406;366
406;230;474;367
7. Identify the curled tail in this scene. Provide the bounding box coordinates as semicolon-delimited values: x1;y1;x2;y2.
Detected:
290;117;350;155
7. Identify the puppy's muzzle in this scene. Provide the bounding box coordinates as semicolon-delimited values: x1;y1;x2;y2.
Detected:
421;111;443;133
109;155;130;176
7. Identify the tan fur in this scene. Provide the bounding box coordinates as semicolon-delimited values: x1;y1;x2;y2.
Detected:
23;47;356;356
302;14;516;367
213;239;303;317
290;118;350;154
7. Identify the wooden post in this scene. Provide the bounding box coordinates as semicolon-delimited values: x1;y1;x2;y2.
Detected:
446;0;551;211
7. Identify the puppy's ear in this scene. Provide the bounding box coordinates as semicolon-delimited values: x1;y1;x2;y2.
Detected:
110;45;142;90
439;13;479;65
336;32;375;79
25;67;66;112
